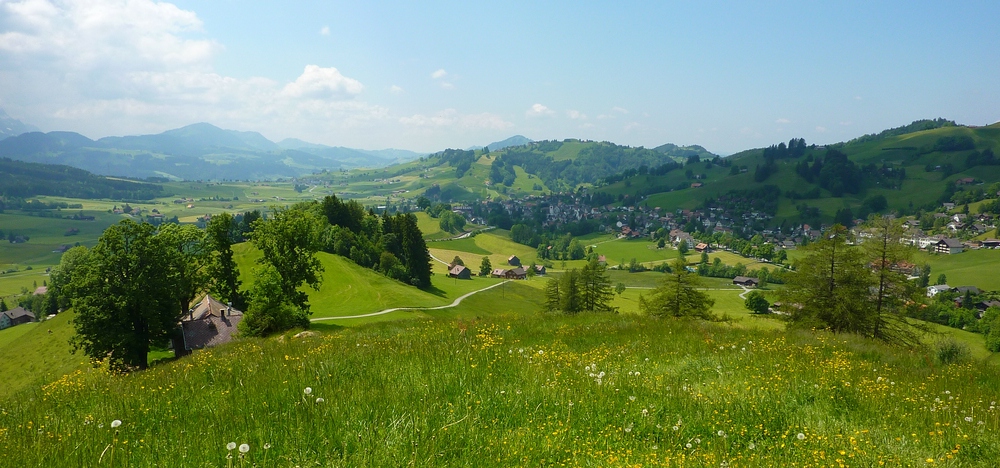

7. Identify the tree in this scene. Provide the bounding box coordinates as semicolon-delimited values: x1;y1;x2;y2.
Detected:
240;264;310;336
0;299;6;312
544;277;562;312
744;291;770;314
205;213;244;309
640;256;715;318
936;273;947;285
918;264;931;288
780;225;872;335
158;223;211;323
568;239;586;260
248;207;325;333
861;215;922;345
578;258;615;312
615;282;626;295
451;256;465;266
677;239;689;256
479;256;493;276
70;220;187;370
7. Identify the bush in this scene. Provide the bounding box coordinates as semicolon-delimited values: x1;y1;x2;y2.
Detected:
934;339;970;365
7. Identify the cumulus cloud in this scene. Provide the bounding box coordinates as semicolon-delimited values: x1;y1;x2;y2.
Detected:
440;82;454;90
319;26;330;36
611;106;629;114
566;110;587;120
526;103;554;117
280;65;364;99
815;126;828;132
775;118;791;124
431;69;447;79
389;85;403;94
0;0;392;141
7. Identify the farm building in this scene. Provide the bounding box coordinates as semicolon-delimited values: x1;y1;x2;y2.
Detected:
172;295;243;357
448;265;471;279
508;255;521;266
491;268;508;278
0;307;37;330
732;276;760;287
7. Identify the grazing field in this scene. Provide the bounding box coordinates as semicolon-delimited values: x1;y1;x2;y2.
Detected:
915;249;1000;291
3;310;999;466
0;312;87;396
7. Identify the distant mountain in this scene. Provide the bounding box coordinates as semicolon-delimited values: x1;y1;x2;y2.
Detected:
0;123;423;180
652;143;717;161
468;135;533;151
0;109;40;140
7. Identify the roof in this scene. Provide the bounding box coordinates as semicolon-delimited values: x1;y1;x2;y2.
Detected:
33;286;48;295
955;286;980;294
2;307;35;321
733;276;759;283
509;267;526;276
937;238;964;248
184;294;243;321
492;268;507;275
449;265;468;275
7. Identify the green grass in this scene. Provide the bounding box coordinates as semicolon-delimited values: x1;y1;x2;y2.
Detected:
233;243;502;319
914;249;1000;291
0;312;88;395
429;236;491;255
4;308;1000;466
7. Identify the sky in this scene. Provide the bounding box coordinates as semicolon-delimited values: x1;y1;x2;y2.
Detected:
0;1;998;154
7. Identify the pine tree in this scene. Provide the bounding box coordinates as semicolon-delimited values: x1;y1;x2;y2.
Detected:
861;215;923;346
544;277;561;312
640;256;714;318
579;258;615;312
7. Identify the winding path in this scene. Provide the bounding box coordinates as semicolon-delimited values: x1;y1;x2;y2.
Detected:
310;280;511;321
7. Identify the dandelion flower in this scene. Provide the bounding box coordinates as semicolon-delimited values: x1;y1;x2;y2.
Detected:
304;387;313;395
227;442;237;451
110;420;122;429
239;444;250;453
797;433;806;440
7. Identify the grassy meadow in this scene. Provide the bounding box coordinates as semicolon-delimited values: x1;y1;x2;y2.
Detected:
3;307;999;466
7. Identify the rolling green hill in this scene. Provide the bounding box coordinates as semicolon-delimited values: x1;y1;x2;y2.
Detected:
598;121;1000;225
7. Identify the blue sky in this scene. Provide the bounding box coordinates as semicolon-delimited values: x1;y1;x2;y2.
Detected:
1;0;998;154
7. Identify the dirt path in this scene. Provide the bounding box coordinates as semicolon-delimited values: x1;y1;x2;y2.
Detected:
310;280;510;321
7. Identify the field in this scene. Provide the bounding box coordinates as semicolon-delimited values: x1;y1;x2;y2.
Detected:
3;307;999;466
915;249;1000;291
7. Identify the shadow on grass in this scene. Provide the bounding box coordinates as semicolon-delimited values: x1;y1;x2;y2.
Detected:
310;322;346;334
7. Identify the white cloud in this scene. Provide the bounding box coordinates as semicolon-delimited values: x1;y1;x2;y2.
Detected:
389;85;403;94
280;65;364;99
566;110;587;120
399;109;512;130
815;126;828;132
440;82;454;90
0;0;393;142
839;121;852;126
611;106;629;114
775;118;791;124
526;103;554;117
431;69;447;79
319;26;330;36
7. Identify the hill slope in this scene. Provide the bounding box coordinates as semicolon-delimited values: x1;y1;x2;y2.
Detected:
2;310;998;466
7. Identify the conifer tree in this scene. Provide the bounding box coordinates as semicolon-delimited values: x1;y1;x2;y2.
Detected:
640;255;714;318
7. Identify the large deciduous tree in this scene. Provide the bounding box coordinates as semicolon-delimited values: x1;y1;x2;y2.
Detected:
70;220;189;370
205;212;244;309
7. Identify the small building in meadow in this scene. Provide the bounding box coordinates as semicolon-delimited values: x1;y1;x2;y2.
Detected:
506;267;527;280
694;243;710;253
507;255;521;266
448;265;471;280
533;265;547;275
733;276;760;288
934;238;964;255
172;295;243;357
491;268;508;278
0;307;36;330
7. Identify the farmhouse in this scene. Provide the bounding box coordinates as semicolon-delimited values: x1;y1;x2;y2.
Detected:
448;265;471;279
926;284;952;297
982;239;1000;249
172;295;243;357
694;242;710;253
491;268;508;278
533;265;546;275
0;307;36;330
733;276;760;288
934;238;964;255
506;267;527;280
507;255;521;266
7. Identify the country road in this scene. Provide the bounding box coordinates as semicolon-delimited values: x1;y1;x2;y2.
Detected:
310;280;511;321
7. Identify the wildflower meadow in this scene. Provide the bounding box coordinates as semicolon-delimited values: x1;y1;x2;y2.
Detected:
1;311;999;466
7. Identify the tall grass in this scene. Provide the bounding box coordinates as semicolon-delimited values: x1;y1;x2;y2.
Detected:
2;312;998;466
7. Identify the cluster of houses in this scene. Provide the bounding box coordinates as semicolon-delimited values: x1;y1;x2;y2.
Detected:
446;254;545;280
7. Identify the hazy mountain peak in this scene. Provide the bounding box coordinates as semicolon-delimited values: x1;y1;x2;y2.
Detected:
0;108;41;140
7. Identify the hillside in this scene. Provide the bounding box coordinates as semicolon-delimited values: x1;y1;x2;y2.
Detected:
0;108;39;140
0;312;88;395
597;121;1000;226
0;123;417;180
0;157;163;200
2;308;998;466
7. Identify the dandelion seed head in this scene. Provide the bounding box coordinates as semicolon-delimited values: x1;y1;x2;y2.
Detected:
797;433;806;440
629;395;636;402
685;443;692;449
110;420;121;429
227;442;237;451
304;387;312;395
263;443;272;450
718;430;726;437
316;397;325;403
748;442;756;450
673;425;679;431
239;444;249;453
965;416;973;422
